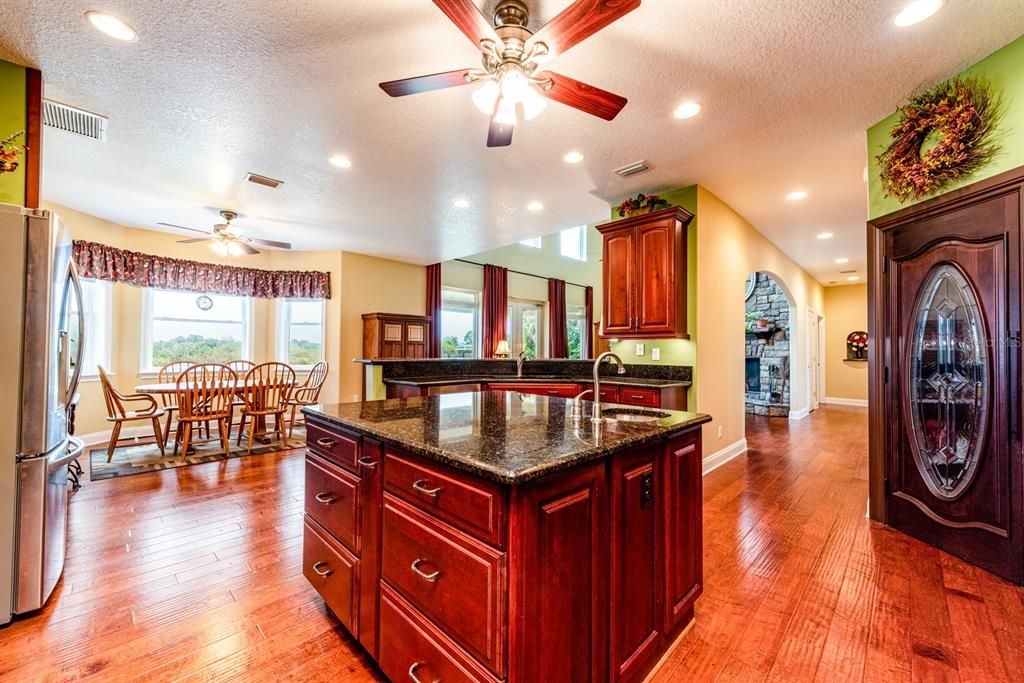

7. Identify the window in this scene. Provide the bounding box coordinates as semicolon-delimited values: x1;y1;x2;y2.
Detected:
279;298;324;368
440;287;479;358
75;278;111;377
567;304;587;360
142;289;251;372
520;237;542;248
560;225;587;261
508;299;545;359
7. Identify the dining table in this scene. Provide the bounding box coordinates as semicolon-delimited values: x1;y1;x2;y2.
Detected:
134;379;295;446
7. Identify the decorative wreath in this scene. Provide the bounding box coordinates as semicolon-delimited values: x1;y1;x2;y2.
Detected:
877;76;1002;202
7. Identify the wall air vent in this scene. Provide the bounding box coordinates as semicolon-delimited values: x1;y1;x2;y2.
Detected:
613;160;650;177
42;100;107;141
839;269;858;274
246;172;283;189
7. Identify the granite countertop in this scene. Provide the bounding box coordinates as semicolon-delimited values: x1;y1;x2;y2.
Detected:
382;375;691;389
303;392;710;485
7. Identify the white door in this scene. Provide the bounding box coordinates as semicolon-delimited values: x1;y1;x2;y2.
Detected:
807;310;820;411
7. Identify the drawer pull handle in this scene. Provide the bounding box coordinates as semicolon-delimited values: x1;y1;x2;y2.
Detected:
410;558;440;582
357;456;378;469
315;437;336;449
408;661;438;683
629;394;644;400
314;491;336;504
312;561;333;577
412;479;441;497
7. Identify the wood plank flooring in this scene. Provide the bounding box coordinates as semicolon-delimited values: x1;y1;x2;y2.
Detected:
1;405;1022;681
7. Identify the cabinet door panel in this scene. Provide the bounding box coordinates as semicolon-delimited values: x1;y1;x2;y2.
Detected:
663;431;702;633
404;322;428;359
635;220;675;334
603;228;635;335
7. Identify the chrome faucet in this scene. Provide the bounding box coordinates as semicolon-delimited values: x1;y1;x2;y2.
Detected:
577;351;626;424
516;350;528;378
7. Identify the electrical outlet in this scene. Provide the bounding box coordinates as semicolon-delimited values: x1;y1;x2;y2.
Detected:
635;343;645;356
717;425;723;439
651;347;661;361
352;394;359;402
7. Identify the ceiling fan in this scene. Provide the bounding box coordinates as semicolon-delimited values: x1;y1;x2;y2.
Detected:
158;210;293;256
379;0;640;147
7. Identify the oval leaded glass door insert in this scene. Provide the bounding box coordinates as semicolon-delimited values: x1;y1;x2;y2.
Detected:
908;263;988;501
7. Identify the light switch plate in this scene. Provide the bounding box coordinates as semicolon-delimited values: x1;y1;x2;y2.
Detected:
651;347;661;361
635;343;645;356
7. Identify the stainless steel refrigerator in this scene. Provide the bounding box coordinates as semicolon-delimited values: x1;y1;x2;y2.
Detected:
1;203;85;626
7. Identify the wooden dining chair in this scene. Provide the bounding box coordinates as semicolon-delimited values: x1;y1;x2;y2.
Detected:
225;360;256;435
98;366;166;462
286;361;329;440
236;362;295;453
157;360;194;441
173;363;237;461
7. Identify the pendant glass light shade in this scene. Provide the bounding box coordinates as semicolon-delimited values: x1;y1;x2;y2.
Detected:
499;67;530;103
494;97;518;125
521;86;547;120
472;80;500;115
210;240;229;256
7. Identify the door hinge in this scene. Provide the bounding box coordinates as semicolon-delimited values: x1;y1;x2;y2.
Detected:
883;478;890;494
882;258;888;273
884;366;889;384
640;471;654;509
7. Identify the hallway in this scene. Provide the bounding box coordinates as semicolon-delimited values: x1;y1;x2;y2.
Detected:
1;406;1021;681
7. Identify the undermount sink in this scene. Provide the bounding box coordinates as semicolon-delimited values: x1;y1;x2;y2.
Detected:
601;408;671;424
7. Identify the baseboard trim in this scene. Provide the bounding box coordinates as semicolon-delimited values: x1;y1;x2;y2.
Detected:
824;396;869;407
78;425;159;448
702;438;748;476
788;407;811;420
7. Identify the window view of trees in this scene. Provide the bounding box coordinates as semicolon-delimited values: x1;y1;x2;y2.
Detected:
289;339;322;366
442;330;475;358
567;320;583;359
146;290;249;371
152;335;242;367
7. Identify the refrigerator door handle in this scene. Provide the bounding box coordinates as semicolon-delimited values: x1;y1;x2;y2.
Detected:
64;262;85;405
50;436;85;473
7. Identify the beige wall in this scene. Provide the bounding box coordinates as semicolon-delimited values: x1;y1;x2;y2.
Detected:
694;187;826;456
823;284;868;403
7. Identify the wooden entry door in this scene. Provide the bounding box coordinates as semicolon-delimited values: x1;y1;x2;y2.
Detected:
876;173;1022;583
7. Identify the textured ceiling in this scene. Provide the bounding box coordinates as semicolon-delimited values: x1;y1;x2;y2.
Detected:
1;1;1022;284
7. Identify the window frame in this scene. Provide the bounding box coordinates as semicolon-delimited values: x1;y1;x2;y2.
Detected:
508;297;546;360
140;288;254;374
559;225;587;261
78;277;112;379
278;298;326;371
440;286;481;358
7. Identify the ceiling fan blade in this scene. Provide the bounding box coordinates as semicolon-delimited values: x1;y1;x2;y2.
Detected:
540;72;627;121
247;236;292;250
432;0;500;47
380;69;475;97
176;238;210;244
158;222;212;235
527;0;640;60
237;241;260;255
486;116;514;147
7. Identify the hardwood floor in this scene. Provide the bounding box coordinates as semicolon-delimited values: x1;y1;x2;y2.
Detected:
2;405;1022;681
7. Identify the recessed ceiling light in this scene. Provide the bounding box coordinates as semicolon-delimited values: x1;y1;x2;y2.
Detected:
847;275;861;282
527;201;543;212
85;10;137;41
894;0;943;27
673;101;702;119
835;257;849;264
817;232;833;240
453;198;469;209
329;155;352;169
563;151;584;164
786;190;808;201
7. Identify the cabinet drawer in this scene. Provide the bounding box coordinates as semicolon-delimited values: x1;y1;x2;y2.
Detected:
384;450;506;547
592;384;620;403
618;387;661;408
306;420;360;474
379;584;500;683
489;382;579;398
303;517;359;636
381;495;506;676
305;454;360;553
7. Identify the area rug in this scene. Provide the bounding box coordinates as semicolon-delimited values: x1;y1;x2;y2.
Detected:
88;426;305;481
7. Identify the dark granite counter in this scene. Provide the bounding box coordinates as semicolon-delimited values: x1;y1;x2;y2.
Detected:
303;391;710;485
382;375;690;389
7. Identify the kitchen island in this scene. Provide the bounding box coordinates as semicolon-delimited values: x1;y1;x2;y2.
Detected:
301;392;710;683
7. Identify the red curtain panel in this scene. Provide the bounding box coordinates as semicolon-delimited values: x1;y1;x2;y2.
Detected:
482;264;508;358
584;285;594;359
548;278;568;358
425;263;442;357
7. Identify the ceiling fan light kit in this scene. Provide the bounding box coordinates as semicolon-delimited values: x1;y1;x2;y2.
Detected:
380;0;640;147
158;209;292;256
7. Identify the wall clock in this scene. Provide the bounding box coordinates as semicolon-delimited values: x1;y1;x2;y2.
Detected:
196;295;213;311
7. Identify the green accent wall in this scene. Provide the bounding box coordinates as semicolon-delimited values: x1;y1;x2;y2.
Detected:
0;60;27;206
867;35;1024;219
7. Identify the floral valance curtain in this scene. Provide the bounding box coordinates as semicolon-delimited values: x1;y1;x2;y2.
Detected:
73;240;331;299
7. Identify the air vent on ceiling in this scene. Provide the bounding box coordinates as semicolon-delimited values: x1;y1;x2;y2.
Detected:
42;100;107;141
613;160;650;177
246;172;283;189
839;269;858;274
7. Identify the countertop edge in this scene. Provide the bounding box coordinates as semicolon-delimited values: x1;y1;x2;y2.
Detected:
382;376;692;389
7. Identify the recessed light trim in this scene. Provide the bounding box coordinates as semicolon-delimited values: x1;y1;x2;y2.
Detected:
453;198;469;209
527;201;543;212
835;257;849;264
786;190;808;201
673;101;702;119
85;10;137;41
894;0;943;27
329;155;352;169
817;232;834;240
563;151;584;164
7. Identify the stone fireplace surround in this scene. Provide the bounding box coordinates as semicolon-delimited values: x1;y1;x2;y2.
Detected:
745;273;790;417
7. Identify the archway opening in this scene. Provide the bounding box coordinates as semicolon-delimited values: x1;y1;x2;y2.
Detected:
744;272;793;417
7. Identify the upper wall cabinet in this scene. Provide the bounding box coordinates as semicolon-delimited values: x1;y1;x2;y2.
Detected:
598;206;693;339
362;313;432;359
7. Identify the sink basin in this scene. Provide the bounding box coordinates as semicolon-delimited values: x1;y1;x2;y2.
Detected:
601;408;671;424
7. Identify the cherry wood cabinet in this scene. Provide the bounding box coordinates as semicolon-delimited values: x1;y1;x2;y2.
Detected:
598;206;693;340
363;313;432;359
